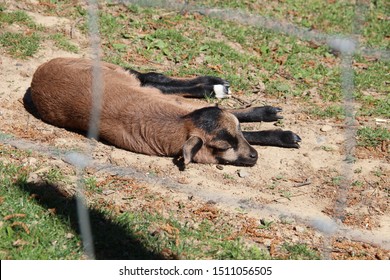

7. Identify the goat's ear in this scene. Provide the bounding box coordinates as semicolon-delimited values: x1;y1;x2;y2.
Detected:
183;136;203;165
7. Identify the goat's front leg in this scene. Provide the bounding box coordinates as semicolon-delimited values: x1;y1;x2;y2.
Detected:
125;69;231;98
243;130;301;148
229;106;283;123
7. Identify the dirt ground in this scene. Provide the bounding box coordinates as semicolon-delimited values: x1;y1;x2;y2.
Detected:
0;6;389;259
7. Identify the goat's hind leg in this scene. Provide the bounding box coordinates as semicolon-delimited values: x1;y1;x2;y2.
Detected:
126;68;231;99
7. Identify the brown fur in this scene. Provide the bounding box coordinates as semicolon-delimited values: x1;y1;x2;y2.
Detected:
30;57;258;166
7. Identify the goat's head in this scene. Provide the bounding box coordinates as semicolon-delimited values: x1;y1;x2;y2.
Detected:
182;107;258;166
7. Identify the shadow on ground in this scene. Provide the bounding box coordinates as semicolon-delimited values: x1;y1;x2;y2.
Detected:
19;180;166;260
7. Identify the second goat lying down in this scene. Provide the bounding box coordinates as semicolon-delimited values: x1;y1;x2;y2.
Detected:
30;58;301;167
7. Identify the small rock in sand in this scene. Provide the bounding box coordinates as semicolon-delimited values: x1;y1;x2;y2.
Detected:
238;169;249;178
320;125;333;132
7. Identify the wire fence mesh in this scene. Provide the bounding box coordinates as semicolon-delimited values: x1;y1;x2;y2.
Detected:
1;0;389;259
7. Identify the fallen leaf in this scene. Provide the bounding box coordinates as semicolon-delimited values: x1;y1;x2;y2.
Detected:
13;239;29;247
65;233;75;239
10;222;30;234
353;62;368;69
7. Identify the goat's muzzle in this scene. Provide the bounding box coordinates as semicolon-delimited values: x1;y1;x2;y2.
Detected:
239;146;258;166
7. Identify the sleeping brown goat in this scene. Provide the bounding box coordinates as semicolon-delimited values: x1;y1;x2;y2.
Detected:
30;57;301;166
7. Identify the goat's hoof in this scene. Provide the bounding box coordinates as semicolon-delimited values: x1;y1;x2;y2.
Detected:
213;84;231;99
263;106;283;122
281;131;301;148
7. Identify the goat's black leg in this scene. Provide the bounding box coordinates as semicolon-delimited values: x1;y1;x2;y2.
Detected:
243;130;301;148
230;106;283;123
125;69;231;98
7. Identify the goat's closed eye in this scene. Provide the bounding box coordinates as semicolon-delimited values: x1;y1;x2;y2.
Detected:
209;142;233;152
216;147;233;152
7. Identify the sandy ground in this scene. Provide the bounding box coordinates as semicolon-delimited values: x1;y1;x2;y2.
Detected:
0;7;389;259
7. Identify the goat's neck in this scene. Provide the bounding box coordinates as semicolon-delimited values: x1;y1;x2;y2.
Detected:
114;110;191;157
145;116;189;156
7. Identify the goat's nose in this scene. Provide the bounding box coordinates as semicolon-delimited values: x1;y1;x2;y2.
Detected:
250;148;258;159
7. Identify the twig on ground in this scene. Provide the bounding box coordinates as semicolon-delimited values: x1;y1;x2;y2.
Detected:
293;179;312;187
4;213;27;220
231;94;262;109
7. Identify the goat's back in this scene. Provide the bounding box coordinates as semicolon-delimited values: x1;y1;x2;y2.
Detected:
31;58;136;130
31;58;194;128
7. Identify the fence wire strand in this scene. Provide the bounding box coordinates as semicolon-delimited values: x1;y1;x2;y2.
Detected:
70;0;106;260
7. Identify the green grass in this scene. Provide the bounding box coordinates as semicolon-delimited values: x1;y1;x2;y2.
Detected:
309;104;346;119
359;96;390;118
331;176;344;187
357;127;390;147
35;0;82;17
0;32;40;58
282;243;320;260
83;176;100;193
50;33;79;53
0;10;36;28
258;219;274;230
0;152;83;259
114;211;270;260
41;167;65;184
0;8;40;59
0;7;78;58
196;0;389;48
0;30;79;59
